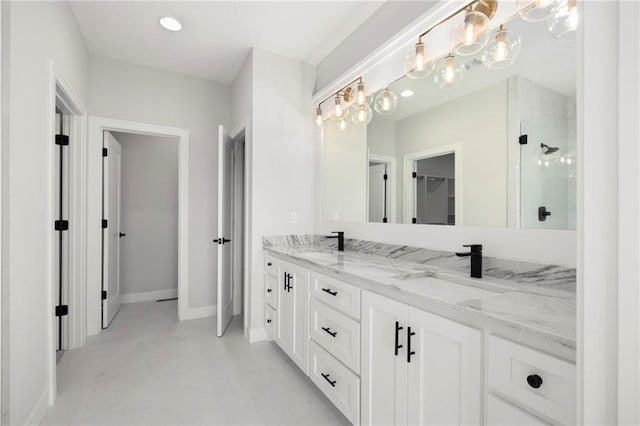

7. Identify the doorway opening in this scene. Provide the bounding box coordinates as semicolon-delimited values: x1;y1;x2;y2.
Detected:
101;131;180;328
215;125;248;337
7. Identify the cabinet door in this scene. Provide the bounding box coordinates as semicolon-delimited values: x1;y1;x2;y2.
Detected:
287;262;310;375
275;267;291;353
361;291;409;426
406;307;482;425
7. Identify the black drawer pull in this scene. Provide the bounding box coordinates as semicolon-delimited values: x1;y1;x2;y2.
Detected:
321;326;337;338
321;373;337;387
267;288;272;293
322;288;338;296
394;321;403;356
267;262;272;266
407;326;416;363
527;374;543;389
267;319;272;324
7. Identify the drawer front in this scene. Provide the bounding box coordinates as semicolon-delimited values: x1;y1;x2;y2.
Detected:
487;335;576;425
264;254;277;277
309;298;360;373
309;341;360;425
311;272;361;319
264;274;277;309
487;394;551;426
265;304;276;340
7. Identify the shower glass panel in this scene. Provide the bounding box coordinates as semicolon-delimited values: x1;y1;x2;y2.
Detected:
520;106;576;230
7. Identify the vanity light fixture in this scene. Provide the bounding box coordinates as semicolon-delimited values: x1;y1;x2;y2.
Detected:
313;76;367;128
482;25;522;70
452;0;497;56
406;41;436;79
518;0;557;22
333;94;346;120
355;81;369;106
548;0;578;41
315;106;324;127
434;54;465;89
400;89;415;98
159;16;182;32
373;88;399;116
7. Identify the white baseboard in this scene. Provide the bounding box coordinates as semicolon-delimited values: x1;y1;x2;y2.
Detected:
180;305;217;321
25;386;49;425
121;288;178;304
246;326;268;343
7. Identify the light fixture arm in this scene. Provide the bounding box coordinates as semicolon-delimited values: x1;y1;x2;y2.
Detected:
317;76;364;110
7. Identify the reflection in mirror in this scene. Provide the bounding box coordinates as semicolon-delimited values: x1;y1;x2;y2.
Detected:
321;12;576;230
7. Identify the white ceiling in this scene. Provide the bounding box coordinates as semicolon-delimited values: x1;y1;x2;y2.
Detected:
69;1;385;84
381;14;577;121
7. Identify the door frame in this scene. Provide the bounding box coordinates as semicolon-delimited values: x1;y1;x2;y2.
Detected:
47;66;87;405
87;117;189;336
403;143;461;225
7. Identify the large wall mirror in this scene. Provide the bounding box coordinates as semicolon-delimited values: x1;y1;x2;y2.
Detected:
321;2;577;230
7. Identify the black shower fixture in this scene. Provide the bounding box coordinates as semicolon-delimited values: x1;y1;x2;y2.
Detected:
541;143;559;155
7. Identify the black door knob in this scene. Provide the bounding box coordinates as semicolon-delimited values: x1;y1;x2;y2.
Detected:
119;232;126;238
526;374;543;389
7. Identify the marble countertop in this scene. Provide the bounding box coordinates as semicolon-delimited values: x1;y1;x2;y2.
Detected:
264;238;576;362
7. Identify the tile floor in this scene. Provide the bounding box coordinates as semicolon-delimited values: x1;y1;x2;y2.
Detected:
42;301;349;425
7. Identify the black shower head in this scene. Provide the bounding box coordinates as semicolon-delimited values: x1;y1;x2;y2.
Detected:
541;143;560;155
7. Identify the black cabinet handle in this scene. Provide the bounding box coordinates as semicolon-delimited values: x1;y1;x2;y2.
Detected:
267;288;272;293
286;273;292;292
527;374;543;389
394;321;403;356
283;273;289;292
119;232;126;238
321;326;337;338
321;373;337;387
407;326;416;363
267;262;272;266
213;237;232;245
322;288;338;296
267;319;272;324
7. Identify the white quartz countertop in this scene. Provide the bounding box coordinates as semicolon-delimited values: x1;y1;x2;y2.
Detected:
264;244;576;362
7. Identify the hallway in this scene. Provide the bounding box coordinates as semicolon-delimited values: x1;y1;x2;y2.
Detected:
42;301;348;425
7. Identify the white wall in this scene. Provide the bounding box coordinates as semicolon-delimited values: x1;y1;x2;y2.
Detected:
231;49;316;339
88;56;231;315
8;2;88;424
114;132;179;299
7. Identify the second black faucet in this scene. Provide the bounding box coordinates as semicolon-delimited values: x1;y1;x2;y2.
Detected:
326;231;345;252
455;244;483;278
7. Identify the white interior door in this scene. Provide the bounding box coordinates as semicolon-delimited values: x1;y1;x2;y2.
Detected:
216;125;233;337
102;131;122;328
368;163;386;223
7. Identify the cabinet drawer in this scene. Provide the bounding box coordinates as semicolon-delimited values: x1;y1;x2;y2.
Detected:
265;304;276;340
309;341;360;425
264;254;277;277
311;272;361;319
309;298;360;373
265;274;277;309
487;335;575;425
487;394;551;426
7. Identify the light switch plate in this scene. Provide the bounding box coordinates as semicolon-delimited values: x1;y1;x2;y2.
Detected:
290;211;298;224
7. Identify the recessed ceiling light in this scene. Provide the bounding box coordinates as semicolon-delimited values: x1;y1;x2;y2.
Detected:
159;16;182;32
400;89;414;98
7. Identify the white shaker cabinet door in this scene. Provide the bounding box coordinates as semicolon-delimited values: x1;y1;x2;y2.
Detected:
275;266;291;353
361;291;409;426
287;261;310;375
406;307;482;426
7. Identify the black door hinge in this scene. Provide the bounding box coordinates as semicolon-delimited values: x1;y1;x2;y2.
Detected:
412;171;417;178
412;217;417;224
102;219;108;229
55;135;69;146
102;290;107;300
55;305;69;317
54;220;69;231
103;147;108;157
519;134;528;145
383;173;388;181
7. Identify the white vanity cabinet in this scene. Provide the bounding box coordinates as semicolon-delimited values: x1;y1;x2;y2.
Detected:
361;290;482;426
275;259;310;374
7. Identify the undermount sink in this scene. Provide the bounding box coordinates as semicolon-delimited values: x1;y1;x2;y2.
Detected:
394;275;499;303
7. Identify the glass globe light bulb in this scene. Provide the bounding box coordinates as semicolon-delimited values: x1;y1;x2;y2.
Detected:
336;114;352;132
373;88;398;116
549;0;578;42
355;81;369;106
452;10;490;56
482;26;522;70
518;0;556;22
333;94;345;120
351;104;373;126
405;41;435;79
314;107;323;127
433;54;465;89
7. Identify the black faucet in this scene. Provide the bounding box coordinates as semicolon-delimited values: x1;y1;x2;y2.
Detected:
455;244;483;278
326;231;345;252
